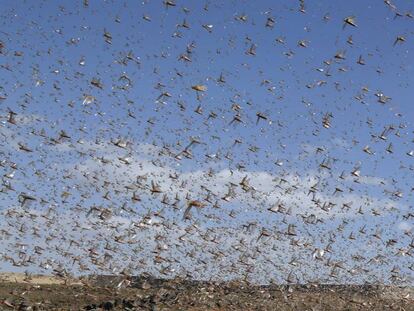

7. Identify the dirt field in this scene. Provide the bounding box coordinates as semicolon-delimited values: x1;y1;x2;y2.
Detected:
0;274;412;310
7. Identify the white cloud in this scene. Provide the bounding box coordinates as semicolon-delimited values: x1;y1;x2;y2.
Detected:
398;221;412;232
62;142;404;222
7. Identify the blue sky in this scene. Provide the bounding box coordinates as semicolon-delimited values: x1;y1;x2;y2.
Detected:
0;0;413;284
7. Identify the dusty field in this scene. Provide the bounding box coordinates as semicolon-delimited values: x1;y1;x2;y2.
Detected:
0;273;82;286
0;274;412;310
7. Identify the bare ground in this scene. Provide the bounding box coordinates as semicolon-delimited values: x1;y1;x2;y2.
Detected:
0;274;412;310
